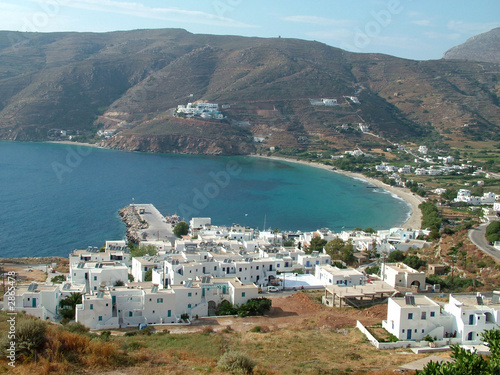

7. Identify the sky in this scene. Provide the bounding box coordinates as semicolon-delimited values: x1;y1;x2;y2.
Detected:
1;0;499;60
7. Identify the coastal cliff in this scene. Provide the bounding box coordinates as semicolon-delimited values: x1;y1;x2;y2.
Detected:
104;133;255;155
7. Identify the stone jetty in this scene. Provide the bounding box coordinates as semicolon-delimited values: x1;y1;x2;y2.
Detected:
119;205;148;244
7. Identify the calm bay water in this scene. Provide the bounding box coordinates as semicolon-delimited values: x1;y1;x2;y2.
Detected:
0;141;409;258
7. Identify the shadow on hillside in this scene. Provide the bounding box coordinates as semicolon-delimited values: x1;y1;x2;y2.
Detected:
268;307;298;318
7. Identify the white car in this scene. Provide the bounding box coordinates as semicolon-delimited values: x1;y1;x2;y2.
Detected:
267;286;280;292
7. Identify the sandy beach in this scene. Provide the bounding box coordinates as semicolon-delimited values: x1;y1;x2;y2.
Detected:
253;155;425;230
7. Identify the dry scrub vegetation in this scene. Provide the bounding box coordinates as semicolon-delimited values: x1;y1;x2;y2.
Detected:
0;293;430;375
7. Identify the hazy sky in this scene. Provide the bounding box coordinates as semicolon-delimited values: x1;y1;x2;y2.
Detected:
2;0;499;60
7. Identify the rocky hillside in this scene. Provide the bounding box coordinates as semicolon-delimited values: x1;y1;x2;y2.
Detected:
444;27;500;63
0;28;499;154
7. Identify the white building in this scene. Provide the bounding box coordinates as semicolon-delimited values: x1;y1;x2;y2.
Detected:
75;277;259;330
418;146;429;155
70;261;129;292
480;192;496;204
131;257;161;282
383;295;453;341
398;165;412;174
444;293;500;344
359;123;370;132
229;225;255;241
297;251;331;274
315;265;365;287
5;283;62;321
382;263;426;290
70;247;130;269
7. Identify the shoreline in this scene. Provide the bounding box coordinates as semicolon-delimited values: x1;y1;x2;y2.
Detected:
252;155;424;230
46;140;104;148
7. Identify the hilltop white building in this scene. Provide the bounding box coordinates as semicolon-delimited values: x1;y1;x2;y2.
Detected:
176;102;223;119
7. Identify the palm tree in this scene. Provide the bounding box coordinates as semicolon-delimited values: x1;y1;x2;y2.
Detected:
59;292;82;320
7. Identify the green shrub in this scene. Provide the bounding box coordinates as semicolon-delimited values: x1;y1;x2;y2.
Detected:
63;322;89;335
50;275;66;283
15;317;47;359
217;351;256;374
250;326;261;333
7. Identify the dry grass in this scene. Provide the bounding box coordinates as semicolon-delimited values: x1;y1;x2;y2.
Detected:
222;326;422;374
0;293;441;375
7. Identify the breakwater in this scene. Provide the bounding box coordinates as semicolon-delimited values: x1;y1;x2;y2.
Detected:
119;205;147;244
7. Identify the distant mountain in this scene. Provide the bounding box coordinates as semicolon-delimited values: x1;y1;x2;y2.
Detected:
444;27;500;63
0;28;499;154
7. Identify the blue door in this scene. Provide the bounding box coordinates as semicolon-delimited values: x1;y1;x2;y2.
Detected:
32;298;37;307
407;329;412;340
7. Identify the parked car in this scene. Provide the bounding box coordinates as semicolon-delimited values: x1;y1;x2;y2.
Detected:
267;286;280;292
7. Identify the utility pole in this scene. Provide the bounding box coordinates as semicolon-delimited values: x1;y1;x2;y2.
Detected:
380;250;388;281
450;255;457;291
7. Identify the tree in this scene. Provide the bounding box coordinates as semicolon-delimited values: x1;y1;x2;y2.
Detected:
404;255;427;270
442;188;458;202
387;250;405;262
340;242;355;266
325;238;345;258
59;292;82;320
173;221;189;238
486;221;500;243
417;328;500;374
130;244;158;258
144;269;153;282
305;236;327;253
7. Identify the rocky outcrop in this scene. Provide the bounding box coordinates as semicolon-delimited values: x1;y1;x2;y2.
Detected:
119;206;147;244
104;134;255;155
444;27;500;63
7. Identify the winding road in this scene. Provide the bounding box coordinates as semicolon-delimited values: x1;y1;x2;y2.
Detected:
468;221;500;262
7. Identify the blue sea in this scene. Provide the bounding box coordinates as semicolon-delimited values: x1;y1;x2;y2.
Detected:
0;141;410;258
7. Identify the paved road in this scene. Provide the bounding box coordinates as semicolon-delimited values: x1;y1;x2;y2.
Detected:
135;204;176;245
468;221;500;262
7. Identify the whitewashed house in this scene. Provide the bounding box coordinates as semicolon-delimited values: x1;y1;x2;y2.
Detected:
383;295;453;341
444;293;500;344
131;257;160;282
71;261;129;292
76;277;259;330
480;192;496;204
315;265;365;287
297;251;331;274
382;263;426;290
5;283;62;320
229;225;255;241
